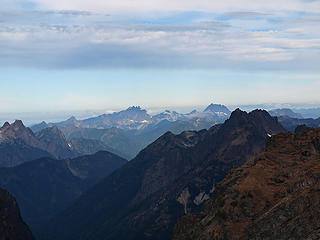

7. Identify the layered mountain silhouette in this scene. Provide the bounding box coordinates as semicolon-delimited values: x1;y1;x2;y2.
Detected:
30;104;230;159
0;151;127;233
0;120;128;166
269;108;303;119
68;137;128;159
0;187;34;240
39;109;284;240
277;115;320;132
173;127;320;240
31;104;230;132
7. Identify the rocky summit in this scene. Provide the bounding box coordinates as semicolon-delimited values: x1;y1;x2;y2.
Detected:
173;128;320;240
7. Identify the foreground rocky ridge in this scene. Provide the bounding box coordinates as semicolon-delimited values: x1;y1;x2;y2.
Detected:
0;187;34;240
173;127;320;240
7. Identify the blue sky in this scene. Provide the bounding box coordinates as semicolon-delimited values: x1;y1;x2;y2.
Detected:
1;0;320;119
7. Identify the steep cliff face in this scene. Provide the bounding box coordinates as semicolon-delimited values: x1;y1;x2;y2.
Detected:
40;109;285;240
173;128;320;240
0;187;34;240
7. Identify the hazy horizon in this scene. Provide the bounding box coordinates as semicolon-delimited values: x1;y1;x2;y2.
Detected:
1;102;320;126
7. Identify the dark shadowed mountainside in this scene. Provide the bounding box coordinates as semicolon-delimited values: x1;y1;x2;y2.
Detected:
0;151;127;233
269;108;303;118
0;187;34;240
278;116;320;132
65;127;139;159
39;109;284;240
69;137;129;160
173;128;320;240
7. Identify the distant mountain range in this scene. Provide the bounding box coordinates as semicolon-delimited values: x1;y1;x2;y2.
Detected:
0;151;127;233
268;108;303;118
0;120;129;167
267;108;320;132
277;116;320;132
27;105;320;160
29;104;231;159
31;104;231;132
173;127;320;240
39;109;284;240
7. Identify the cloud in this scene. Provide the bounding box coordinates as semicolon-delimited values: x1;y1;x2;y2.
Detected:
28;0;320;14
225;11;271;18
0;2;320;71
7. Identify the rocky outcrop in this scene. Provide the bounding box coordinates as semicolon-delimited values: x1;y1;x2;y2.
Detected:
173;128;320;240
0;187;34;240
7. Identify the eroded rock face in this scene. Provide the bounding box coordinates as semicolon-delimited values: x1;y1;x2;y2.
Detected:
0;187;34;240
173;128;320;240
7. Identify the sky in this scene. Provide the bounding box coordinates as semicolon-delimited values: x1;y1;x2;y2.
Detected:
1;0;320;122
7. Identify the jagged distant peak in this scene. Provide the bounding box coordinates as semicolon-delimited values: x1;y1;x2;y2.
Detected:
249;108;270;116
12;119;24;127
229;108;247;117
204;103;231;114
2;121;10;128
67;116;77;121
229;108;272;120
126;106;143;111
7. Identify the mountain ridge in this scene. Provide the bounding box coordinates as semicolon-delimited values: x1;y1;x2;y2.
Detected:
39;109;284;240
173;127;320;240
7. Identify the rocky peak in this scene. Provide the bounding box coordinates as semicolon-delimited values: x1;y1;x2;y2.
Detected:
204;103;231;114
127;106;143;111
12;119;24;127
10;120;27;132
2;121;11;129
225;109;284;134
1;120;34;139
66;116;77;122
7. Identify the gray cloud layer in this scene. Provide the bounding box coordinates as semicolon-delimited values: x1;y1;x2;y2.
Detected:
0;8;320;71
